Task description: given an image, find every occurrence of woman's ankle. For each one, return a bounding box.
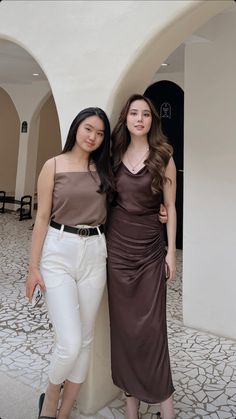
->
[160,398,175,419]
[125,396,139,419]
[41,383,61,416]
[160,395,175,419]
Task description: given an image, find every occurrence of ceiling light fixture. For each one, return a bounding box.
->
[33,73,39,76]
[161,63,169,67]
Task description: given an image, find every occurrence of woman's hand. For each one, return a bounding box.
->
[165,251,176,284]
[158,203,168,224]
[26,267,46,302]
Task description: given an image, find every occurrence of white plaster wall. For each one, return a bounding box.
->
[0,1,230,142]
[36,95,62,184]
[183,12,236,340]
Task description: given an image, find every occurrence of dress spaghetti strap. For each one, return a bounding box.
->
[54,156,57,179]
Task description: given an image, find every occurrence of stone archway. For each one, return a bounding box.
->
[106,0,236,343]
[24,91,62,203]
[0,39,61,203]
[108,0,231,124]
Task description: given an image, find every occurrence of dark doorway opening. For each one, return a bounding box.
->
[144,80,184,249]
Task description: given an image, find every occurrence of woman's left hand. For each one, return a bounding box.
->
[165,251,176,284]
[158,203,168,224]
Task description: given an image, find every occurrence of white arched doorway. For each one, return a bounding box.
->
[0,39,61,208]
[107,1,236,341]
[108,0,232,123]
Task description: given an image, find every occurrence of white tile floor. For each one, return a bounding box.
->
[0,213,236,419]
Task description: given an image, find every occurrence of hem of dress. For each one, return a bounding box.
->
[116,383,175,404]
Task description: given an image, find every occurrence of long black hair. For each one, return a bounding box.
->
[62,107,115,198]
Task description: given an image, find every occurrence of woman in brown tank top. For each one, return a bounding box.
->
[26,108,114,419]
[107,94,176,419]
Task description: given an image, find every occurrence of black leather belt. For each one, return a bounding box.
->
[50,220,104,237]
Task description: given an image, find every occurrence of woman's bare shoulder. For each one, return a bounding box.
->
[43,154,66,170]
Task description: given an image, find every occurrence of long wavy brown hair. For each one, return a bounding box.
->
[111,94,173,193]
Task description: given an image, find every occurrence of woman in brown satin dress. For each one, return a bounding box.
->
[106,94,176,419]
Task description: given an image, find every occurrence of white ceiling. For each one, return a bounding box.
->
[0,39,47,84]
[0,3,235,84]
[158,2,236,75]
[157,43,185,74]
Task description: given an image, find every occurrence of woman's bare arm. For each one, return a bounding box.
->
[163,157,177,282]
[26,158,55,301]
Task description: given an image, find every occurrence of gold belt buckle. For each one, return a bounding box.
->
[77,227,90,237]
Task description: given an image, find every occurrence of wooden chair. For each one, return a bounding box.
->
[19,195,32,221]
[0,191,6,213]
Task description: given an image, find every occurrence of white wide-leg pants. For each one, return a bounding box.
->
[40,226,107,385]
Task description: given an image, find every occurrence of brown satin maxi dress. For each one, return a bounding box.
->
[106,162,174,403]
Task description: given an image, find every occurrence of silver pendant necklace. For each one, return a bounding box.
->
[126,148,149,172]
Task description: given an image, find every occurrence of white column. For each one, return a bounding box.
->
[14,128,30,202]
[1,82,51,205]
[183,11,236,340]
[24,115,40,201]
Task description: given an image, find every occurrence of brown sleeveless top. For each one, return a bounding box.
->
[51,171,107,226]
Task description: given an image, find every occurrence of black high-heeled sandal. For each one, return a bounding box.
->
[38,392,56,419]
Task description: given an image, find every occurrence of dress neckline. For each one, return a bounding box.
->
[121,161,146,175]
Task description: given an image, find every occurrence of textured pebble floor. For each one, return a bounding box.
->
[0,213,236,419]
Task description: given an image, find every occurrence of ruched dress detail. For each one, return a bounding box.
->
[106,162,174,403]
